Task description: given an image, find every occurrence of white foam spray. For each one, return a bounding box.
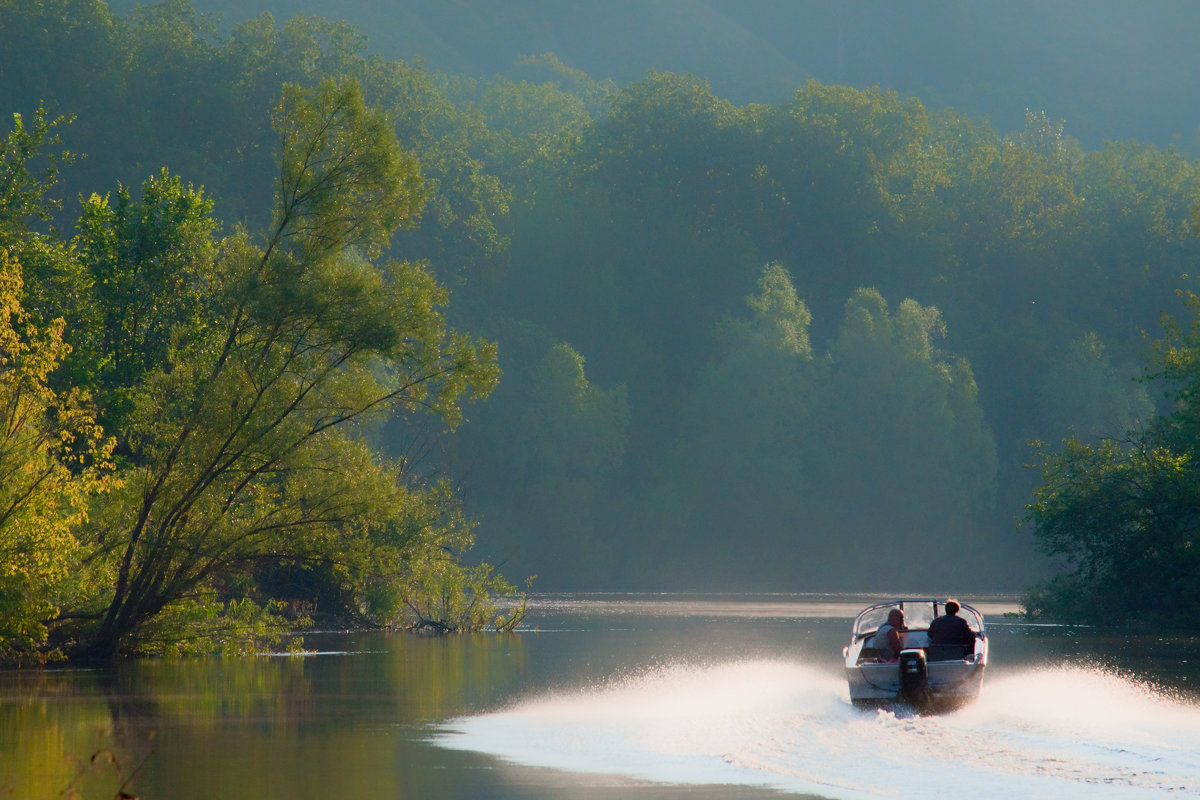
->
[434,659,1200,799]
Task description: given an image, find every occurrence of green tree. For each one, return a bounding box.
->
[464,334,628,588]
[65,79,498,659]
[0,104,78,246]
[462,67,597,189]
[0,1,124,144]
[0,248,113,663]
[0,104,90,335]
[1034,331,1153,443]
[645,263,817,588]
[70,169,217,418]
[808,288,997,575]
[1025,292,1200,626]
[1023,435,1199,626]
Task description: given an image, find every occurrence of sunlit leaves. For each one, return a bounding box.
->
[72,168,217,415]
[744,262,812,357]
[0,248,114,663]
[272,79,426,260]
[0,104,76,241]
[62,80,500,658]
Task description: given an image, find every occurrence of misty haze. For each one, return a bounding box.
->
[2,2,1200,797]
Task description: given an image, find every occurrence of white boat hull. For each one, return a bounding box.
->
[846,658,986,708]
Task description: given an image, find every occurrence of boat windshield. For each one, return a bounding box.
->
[852,600,983,639]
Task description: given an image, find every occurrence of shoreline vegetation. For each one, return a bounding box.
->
[1,1,1199,664]
[0,81,522,665]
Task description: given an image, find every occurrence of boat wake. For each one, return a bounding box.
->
[433,659,1200,799]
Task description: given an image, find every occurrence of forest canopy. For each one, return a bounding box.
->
[1,0,1199,654]
[0,73,513,663]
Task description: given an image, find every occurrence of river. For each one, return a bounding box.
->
[2,594,1198,799]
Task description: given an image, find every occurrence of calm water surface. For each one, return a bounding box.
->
[2,594,1199,799]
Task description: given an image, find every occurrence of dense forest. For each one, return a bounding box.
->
[2,0,1199,661]
[104,0,1200,151]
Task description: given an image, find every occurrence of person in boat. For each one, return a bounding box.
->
[927,599,976,658]
[873,608,906,661]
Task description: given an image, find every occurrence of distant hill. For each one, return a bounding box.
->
[105,0,1200,150]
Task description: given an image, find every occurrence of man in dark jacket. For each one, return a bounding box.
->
[927,599,975,659]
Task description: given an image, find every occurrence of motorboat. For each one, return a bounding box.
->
[843,599,988,711]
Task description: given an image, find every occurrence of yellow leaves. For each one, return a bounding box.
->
[0,247,114,663]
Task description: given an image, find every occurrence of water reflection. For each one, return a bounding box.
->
[0,671,124,798]
[0,632,531,799]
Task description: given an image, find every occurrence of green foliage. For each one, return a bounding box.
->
[272,79,426,259]
[744,262,813,357]
[10,2,1200,599]
[0,106,98,380]
[0,104,77,242]
[507,52,615,116]
[1024,292,1200,627]
[1034,332,1153,443]
[0,1,122,119]
[121,592,296,658]
[524,343,630,477]
[70,168,217,415]
[402,561,527,633]
[0,248,114,664]
[458,330,629,587]
[0,1,513,280]
[0,14,526,659]
[65,77,499,662]
[644,264,817,587]
[1025,435,1200,627]
[809,289,997,557]
[450,61,602,189]
[276,451,484,628]
[652,270,997,588]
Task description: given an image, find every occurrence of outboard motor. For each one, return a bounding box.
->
[898,648,930,708]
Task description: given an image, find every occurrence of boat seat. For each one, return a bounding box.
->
[858,646,882,662]
[927,643,970,661]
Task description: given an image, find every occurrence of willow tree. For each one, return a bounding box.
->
[69,80,499,659]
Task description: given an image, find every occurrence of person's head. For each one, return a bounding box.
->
[945,599,960,616]
[887,608,904,627]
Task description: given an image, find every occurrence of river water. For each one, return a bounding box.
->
[2,594,1199,799]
